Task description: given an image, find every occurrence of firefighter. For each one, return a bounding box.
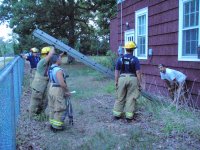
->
[29,46,55,118]
[113,41,142,122]
[48,54,71,131]
[158,64,187,100]
[21,47,40,85]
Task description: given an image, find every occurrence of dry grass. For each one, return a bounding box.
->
[17,60,200,150]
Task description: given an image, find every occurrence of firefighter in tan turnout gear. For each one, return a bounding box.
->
[48,54,71,131]
[113,41,142,122]
[29,46,55,118]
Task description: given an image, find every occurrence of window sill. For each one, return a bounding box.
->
[178,57,200,62]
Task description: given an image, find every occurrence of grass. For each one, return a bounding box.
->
[79,130,118,150]
[89,55,116,70]
[137,96,200,140]
[19,56,200,149]
[63,62,115,100]
[62,58,200,149]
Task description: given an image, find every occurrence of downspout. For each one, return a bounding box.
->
[120,1,122,46]
[118,0,123,55]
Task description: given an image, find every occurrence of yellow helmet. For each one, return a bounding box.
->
[124,41,137,49]
[30,47,39,53]
[41,46,51,54]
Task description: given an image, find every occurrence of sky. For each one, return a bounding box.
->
[0,0,12,41]
[0,23,12,41]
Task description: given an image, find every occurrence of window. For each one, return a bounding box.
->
[125,29,135,43]
[135,7,148,59]
[178,0,200,61]
[124,29,135,54]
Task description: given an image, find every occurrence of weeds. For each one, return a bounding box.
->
[103,80,115,94]
[33,113,48,122]
[123,126,159,150]
[79,129,119,150]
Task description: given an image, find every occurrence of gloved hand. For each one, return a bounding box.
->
[65,92,71,97]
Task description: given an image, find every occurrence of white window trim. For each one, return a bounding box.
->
[135,7,148,60]
[178,0,200,62]
[124,29,135,54]
[124,29,135,43]
[117,0,125,4]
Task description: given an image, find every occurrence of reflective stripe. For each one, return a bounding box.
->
[125,112,134,119]
[49,119,64,126]
[113,110,122,117]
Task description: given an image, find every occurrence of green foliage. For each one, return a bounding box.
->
[0,38,14,56]
[0,0,117,55]
[33,112,48,122]
[90,53,117,71]
[104,81,115,94]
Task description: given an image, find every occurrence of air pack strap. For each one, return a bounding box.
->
[121,56,136,74]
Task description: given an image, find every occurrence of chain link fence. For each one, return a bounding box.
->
[0,56,24,150]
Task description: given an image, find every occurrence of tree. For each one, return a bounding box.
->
[0,0,116,55]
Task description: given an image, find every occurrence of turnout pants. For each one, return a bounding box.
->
[113,74,139,119]
[30,68,36,87]
[29,73,49,117]
[48,85,68,129]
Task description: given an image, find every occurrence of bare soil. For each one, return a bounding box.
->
[16,62,200,150]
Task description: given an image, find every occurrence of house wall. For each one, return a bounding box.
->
[110,0,200,106]
[110,17,118,53]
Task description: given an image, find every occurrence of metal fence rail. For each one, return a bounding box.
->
[0,56,24,150]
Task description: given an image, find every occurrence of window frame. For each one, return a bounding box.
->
[124,29,135,54]
[178,0,200,61]
[117,0,125,4]
[135,7,148,60]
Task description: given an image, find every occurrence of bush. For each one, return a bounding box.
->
[90,50,117,71]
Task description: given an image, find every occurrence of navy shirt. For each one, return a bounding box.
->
[115,54,140,74]
[27,55,40,69]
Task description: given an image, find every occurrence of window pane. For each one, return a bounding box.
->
[190,13,195,26]
[184,2,190,15]
[139,17,142,25]
[137,36,145,56]
[142,37,146,54]
[191,41,197,54]
[138,15,146,35]
[184,14,189,27]
[143,15,146,26]
[137,37,141,55]
[182,29,198,56]
[191,0,196,13]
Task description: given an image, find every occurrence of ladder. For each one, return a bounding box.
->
[33,29,155,102]
[33,29,114,79]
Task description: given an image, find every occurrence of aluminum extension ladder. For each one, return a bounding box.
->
[33,29,114,79]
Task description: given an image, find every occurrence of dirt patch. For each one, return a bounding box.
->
[16,62,200,150]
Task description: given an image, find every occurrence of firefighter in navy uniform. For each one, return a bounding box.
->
[113,41,142,122]
[20,47,40,86]
[48,54,71,131]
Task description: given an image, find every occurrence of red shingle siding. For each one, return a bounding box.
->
[110,17,118,53]
[110,0,200,105]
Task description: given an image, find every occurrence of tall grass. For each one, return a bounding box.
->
[137,96,200,140]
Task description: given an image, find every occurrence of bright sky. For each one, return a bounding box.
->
[0,23,12,41]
